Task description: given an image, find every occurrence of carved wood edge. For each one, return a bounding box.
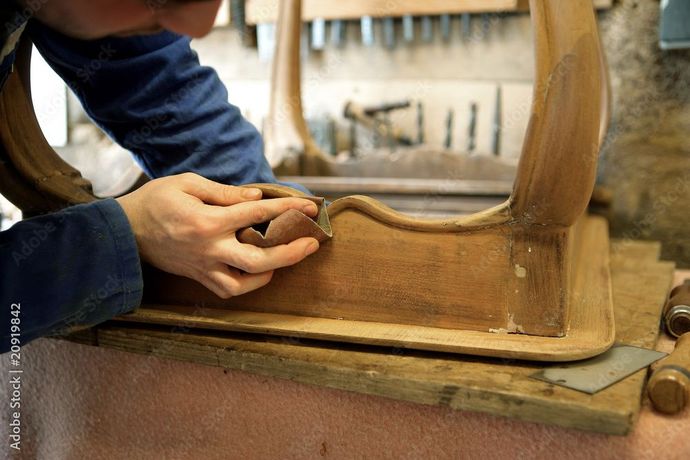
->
[0,38,97,214]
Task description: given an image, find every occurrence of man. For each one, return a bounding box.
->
[0,0,321,353]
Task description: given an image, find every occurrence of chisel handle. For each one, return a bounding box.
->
[664,280,690,338]
[648,333,690,414]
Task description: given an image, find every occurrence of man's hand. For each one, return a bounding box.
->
[116,173,320,298]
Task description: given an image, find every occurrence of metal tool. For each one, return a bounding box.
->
[481,13,491,38]
[344,101,414,150]
[361,16,375,46]
[349,118,358,157]
[416,102,425,144]
[231,0,256,47]
[467,102,478,152]
[383,17,396,49]
[444,108,454,149]
[330,20,346,47]
[461,13,472,41]
[492,86,502,156]
[664,279,690,338]
[402,15,415,42]
[311,18,326,50]
[531,345,667,394]
[440,14,452,42]
[647,332,690,414]
[257,23,276,62]
[421,16,433,42]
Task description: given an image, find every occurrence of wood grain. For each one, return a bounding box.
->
[126,214,614,361]
[70,241,674,435]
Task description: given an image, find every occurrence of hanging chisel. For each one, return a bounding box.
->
[311,18,326,50]
[361,16,375,46]
[467,102,478,152]
[444,108,455,149]
[421,16,433,43]
[330,20,346,47]
[383,17,396,49]
[257,23,276,62]
[417,102,425,144]
[440,14,452,42]
[481,13,491,39]
[461,13,472,41]
[492,86,502,156]
[402,15,415,43]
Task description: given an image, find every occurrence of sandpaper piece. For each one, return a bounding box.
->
[236,196,332,248]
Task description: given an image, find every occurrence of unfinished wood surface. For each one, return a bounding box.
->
[74,241,674,435]
[127,213,614,361]
[246,0,613,24]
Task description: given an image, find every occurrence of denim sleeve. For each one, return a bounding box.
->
[1,200,143,352]
[27,21,308,193]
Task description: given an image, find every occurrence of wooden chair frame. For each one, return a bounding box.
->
[0,0,614,361]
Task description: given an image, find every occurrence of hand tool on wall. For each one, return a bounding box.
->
[383,17,396,49]
[311,18,326,50]
[481,13,492,39]
[492,86,502,156]
[361,16,375,46]
[349,118,357,158]
[416,102,425,145]
[461,13,472,41]
[440,14,452,42]
[402,15,414,43]
[231,0,256,47]
[444,108,454,149]
[330,20,346,47]
[257,23,276,62]
[647,332,690,414]
[467,102,478,153]
[343,101,413,150]
[664,280,690,338]
[421,16,433,43]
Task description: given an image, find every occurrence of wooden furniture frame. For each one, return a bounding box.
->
[0,0,614,361]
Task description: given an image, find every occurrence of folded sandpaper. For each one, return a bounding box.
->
[236,196,332,248]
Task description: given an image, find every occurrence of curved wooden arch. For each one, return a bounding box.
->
[0,38,97,216]
[264,0,609,228]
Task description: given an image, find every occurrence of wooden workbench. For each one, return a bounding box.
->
[66,240,675,436]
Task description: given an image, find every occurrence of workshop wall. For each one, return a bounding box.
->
[191,0,690,267]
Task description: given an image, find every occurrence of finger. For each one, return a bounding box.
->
[202,264,274,298]
[177,173,263,206]
[226,198,319,229]
[218,237,320,274]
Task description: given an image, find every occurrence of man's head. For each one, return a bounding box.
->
[20,0,222,40]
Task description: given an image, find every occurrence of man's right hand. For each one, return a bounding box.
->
[116,173,320,298]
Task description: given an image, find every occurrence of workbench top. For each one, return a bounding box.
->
[1,247,687,459]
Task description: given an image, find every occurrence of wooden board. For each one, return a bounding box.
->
[67,240,674,435]
[121,215,615,361]
[246,0,613,24]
